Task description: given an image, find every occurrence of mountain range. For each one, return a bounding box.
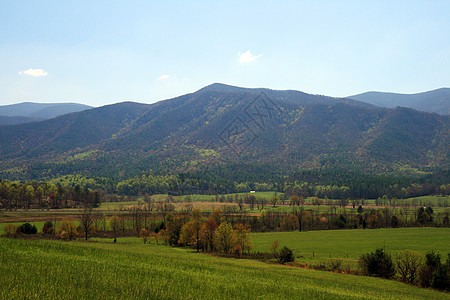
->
[0,102,92,125]
[0,83,448,181]
[349,88,449,115]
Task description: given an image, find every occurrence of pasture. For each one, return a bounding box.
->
[252,228,450,268]
[1,237,447,299]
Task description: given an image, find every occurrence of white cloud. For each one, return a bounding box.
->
[239,50,262,63]
[158,74,170,79]
[18,68,48,77]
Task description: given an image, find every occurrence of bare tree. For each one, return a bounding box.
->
[130,206,144,234]
[79,206,97,240]
[396,250,423,284]
[109,215,121,238]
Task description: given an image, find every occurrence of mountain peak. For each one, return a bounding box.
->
[198,83,258,94]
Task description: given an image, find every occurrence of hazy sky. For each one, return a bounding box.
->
[1,1,449,107]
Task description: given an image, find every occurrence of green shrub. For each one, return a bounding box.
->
[42,221,54,234]
[359,248,395,279]
[327,259,343,271]
[277,246,295,264]
[391,215,399,228]
[314,259,343,272]
[335,215,347,228]
[431,263,449,290]
[418,252,450,291]
[16,223,37,235]
[419,251,441,288]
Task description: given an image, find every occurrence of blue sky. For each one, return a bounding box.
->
[1,1,449,107]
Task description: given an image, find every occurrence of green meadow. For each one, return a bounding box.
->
[1,237,447,299]
[0,221,47,233]
[252,228,450,267]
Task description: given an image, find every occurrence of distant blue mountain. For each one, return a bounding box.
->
[0,102,93,123]
[349,88,449,115]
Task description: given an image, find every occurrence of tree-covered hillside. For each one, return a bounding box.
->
[0,84,448,181]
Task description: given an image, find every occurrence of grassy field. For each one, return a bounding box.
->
[404,195,448,206]
[252,228,450,268]
[177,191,281,201]
[0,221,47,233]
[1,238,447,299]
[98,201,140,210]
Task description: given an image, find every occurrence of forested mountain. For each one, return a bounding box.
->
[0,115,43,125]
[0,102,148,160]
[0,83,448,181]
[349,88,450,115]
[0,102,93,123]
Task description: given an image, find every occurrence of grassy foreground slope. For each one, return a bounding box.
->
[252,228,450,267]
[0,238,447,299]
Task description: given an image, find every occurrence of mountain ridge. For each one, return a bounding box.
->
[0,115,44,125]
[349,88,450,115]
[0,102,93,123]
[0,84,448,180]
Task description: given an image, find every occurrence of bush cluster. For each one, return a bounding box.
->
[359,249,449,291]
[314,259,344,272]
[270,241,295,264]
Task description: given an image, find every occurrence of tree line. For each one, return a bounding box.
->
[113,170,449,199]
[3,166,447,202]
[0,179,100,210]
[7,203,446,241]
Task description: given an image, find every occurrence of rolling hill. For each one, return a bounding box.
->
[0,83,448,180]
[0,102,93,124]
[349,88,450,115]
